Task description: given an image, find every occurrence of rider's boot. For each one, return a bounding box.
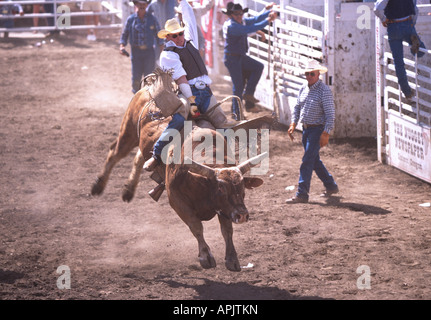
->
[143,154,161,172]
[206,105,240,129]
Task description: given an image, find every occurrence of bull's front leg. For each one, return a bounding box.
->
[217,215,241,272]
[122,149,145,202]
[187,218,216,269]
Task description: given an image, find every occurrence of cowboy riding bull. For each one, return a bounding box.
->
[90,67,271,271]
[91,0,272,270]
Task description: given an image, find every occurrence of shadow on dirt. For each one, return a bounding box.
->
[0,269,25,284]
[312,196,391,215]
[159,277,331,300]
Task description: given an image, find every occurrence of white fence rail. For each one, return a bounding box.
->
[0,0,124,33]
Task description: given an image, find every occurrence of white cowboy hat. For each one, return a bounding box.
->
[158,18,185,39]
[304,59,328,74]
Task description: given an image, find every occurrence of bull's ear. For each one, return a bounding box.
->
[244,177,264,189]
[184,157,216,179]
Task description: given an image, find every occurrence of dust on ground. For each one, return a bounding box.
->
[1,29,431,301]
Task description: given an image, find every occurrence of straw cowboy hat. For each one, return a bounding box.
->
[221,2,249,15]
[303,59,328,74]
[158,18,185,39]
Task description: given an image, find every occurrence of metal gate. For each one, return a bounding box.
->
[376,4,431,183]
[252,0,326,127]
[0,0,126,34]
[211,0,327,127]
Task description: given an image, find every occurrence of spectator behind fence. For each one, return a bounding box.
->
[374,0,426,100]
[222,2,277,120]
[0,0,24,38]
[32,3,47,33]
[81,1,102,41]
[120,0,164,94]
[44,0,60,37]
[148,0,177,62]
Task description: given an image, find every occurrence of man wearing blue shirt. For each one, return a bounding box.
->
[374,0,426,100]
[222,2,277,119]
[120,0,165,93]
[286,60,338,204]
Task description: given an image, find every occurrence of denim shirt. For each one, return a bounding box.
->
[223,10,270,56]
[120,12,164,48]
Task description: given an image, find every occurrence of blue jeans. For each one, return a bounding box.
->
[224,54,264,119]
[131,46,155,94]
[0,19,13,29]
[296,126,337,200]
[387,20,425,96]
[153,86,213,157]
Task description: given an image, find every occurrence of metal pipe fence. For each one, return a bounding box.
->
[0,0,124,33]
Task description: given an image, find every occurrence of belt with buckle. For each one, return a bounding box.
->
[192,81,208,90]
[134,45,148,50]
[303,123,323,129]
[387,16,412,24]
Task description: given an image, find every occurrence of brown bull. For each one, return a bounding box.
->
[165,126,266,271]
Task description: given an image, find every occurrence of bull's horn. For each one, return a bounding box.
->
[237,152,268,174]
[184,157,216,178]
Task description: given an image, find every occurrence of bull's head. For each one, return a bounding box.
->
[185,153,266,224]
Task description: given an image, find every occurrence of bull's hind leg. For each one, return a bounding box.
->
[218,215,241,271]
[91,139,119,196]
[91,135,138,198]
[122,149,145,202]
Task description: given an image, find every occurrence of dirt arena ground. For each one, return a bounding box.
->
[1,28,431,304]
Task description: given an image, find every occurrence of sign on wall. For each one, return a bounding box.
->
[388,112,431,184]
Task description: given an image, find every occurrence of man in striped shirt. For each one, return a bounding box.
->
[286,59,338,204]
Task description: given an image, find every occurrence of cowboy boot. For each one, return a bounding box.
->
[205,105,239,128]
